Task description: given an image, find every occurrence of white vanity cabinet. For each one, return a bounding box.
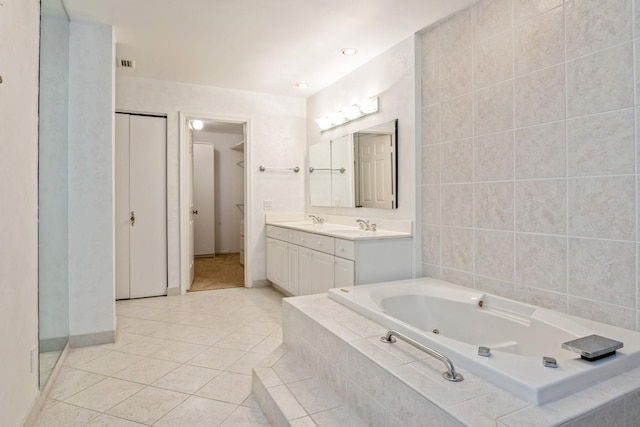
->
[266,224,412,296]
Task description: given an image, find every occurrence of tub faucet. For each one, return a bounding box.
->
[356,219,377,231]
[308,214,324,224]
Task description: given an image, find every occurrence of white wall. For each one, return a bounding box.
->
[193,130,244,254]
[68,21,116,343]
[307,35,418,223]
[0,1,41,425]
[116,76,306,286]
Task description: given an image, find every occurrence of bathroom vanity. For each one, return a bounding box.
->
[265,215,413,296]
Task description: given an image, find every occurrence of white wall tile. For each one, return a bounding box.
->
[440,9,472,53]
[568,238,636,308]
[442,268,475,287]
[441,226,474,272]
[472,0,513,42]
[474,31,513,89]
[515,285,567,312]
[422,104,441,145]
[475,131,514,182]
[422,185,441,225]
[568,176,636,240]
[474,80,514,136]
[515,64,566,127]
[440,49,472,100]
[475,230,515,281]
[475,182,514,230]
[420,26,440,65]
[441,139,473,184]
[515,179,566,235]
[475,276,515,298]
[565,0,632,59]
[514,6,564,76]
[422,225,441,265]
[513,0,563,21]
[421,144,440,185]
[568,296,637,330]
[441,184,474,227]
[515,121,566,179]
[566,43,634,118]
[441,94,473,142]
[515,233,567,292]
[422,60,440,105]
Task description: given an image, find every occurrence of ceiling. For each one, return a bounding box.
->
[61,0,477,98]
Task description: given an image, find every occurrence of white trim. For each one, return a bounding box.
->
[178,112,252,294]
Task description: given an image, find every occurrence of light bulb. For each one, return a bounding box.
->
[191,120,203,130]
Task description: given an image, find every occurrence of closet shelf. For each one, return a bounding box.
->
[231,141,245,152]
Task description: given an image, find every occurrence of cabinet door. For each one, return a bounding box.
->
[335,257,355,288]
[266,237,287,287]
[298,248,313,295]
[287,243,299,295]
[311,250,335,294]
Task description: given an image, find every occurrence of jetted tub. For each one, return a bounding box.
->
[328,277,640,405]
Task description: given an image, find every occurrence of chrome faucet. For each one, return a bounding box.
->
[308,214,324,224]
[356,219,377,231]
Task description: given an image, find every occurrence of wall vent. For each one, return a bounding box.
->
[117,58,136,69]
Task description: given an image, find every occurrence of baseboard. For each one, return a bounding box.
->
[23,342,70,426]
[251,279,270,288]
[167,286,181,296]
[39,336,68,352]
[69,330,114,348]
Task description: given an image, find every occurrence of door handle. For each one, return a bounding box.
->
[130,211,135,226]
[192,210,198,215]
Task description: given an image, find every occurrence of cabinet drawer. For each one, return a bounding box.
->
[286,229,299,244]
[298,231,334,255]
[334,238,355,260]
[266,225,287,241]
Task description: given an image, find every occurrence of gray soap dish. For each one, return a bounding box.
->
[562,334,623,361]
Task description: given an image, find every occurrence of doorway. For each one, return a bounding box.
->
[185,117,246,292]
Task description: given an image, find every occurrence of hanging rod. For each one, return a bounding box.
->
[309,166,346,174]
[259,165,300,173]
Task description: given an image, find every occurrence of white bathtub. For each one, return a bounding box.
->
[328,277,640,405]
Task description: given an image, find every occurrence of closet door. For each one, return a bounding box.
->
[115,113,167,299]
[129,115,167,298]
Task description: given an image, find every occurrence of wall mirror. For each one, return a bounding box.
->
[309,119,397,209]
[38,0,70,388]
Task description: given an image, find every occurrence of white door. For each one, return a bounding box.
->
[188,135,195,286]
[115,113,167,299]
[193,143,215,256]
[358,133,394,209]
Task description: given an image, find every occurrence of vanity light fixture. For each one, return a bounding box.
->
[191,119,204,130]
[314,96,379,131]
[341,48,358,56]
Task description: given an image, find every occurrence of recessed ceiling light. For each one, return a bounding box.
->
[191,120,203,130]
[341,48,358,56]
[296,82,308,89]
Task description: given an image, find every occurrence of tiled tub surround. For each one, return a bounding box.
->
[327,278,640,405]
[420,0,640,331]
[266,293,640,427]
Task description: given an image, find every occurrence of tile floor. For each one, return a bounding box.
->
[34,286,285,426]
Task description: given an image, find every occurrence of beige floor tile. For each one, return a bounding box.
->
[76,351,144,376]
[214,332,265,351]
[112,357,180,385]
[236,320,282,336]
[311,405,368,427]
[287,377,343,415]
[251,337,283,355]
[196,371,252,404]
[63,346,112,368]
[116,304,166,319]
[153,364,221,394]
[219,405,271,426]
[98,331,145,351]
[149,323,206,340]
[84,414,147,426]
[226,351,270,375]
[154,396,237,427]
[116,316,168,336]
[180,328,230,346]
[106,386,189,424]
[188,346,246,370]
[115,336,174,356]
[48,367,106,401]
[64,377,144,412]
[32,401,100,427]
[150,341,208,363]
